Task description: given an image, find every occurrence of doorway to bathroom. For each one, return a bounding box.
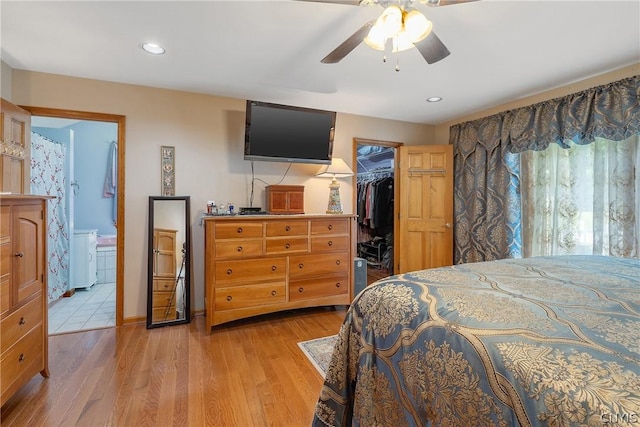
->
[25,107,125,335]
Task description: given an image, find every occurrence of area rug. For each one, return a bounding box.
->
[298,335,338,377]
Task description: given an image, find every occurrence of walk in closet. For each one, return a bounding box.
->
[355,142,396,280]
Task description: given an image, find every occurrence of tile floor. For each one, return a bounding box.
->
[48,281,116,335]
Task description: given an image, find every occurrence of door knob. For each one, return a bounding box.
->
[445,223,451,228]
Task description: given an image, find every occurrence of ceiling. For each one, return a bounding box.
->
[1,0,639,125]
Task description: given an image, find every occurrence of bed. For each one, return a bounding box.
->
[312,255,640,426]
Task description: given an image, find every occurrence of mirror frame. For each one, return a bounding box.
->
[147,196,192,328]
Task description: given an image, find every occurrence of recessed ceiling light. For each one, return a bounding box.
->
[426,96,442,103]
[141,43,165,55]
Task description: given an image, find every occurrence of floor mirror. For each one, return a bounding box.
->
[147,196,191,328]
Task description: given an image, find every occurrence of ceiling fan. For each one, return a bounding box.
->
[314,0,479,65]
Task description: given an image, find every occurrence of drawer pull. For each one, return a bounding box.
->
[226,268,233,275]
[336,260,341,265]
[298,263,304,269]
[285,225,291,232]
[328,224,333,230]
[285,243,291,249]
[237,227,243,233]
[237,246,243,252]
[19,317,26,326]
[336,282,341,288]
[298,287,304,293]
[271,290,277,296]
[328,240,333,246]
[18,353,25,363]
[226,295,232,302]
[271,265,277,271]
[15,252,24,258]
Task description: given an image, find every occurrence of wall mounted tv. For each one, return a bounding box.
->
[244,100,336,165]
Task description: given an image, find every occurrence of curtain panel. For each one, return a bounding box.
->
[30,132,70,302]
[451,75,640,264]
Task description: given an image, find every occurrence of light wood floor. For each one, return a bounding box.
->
[1,306,347,427]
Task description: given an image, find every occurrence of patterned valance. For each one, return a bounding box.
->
[452,75,640,154]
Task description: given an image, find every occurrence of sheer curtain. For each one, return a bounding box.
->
[521,135,639,258]
[451,76,639,263]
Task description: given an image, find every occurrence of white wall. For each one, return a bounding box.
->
[1,61,12,99]
[10,69,434,321]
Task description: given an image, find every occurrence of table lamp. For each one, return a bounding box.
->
[315,157,354,214]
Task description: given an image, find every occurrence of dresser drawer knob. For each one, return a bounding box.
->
[328,240,333,246]
[335,260,341,265]
[298,287,304,293]
[327,224,333,230]
[163,283,170,289]
[298,263,304,269]
[336,282,341,288]
[285,225,291,232]
[285,243,291,249]
[271,265,277,271]
[237,246,243,252]
[271,290,277,296]
[226,268,233,275]
[237,227,243,233]
[19,317,26,326]
[18,353,25,363]
[226,295,232,302]
[15,252,24,258]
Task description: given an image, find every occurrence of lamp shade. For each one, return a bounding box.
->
[316,157,354,178]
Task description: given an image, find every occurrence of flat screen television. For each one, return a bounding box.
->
[244,100,335,164]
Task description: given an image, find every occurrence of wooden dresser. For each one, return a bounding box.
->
[151,228,178,322]
[0,195,49,406]
[204,214,356,329]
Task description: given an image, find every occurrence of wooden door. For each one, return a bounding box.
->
[396,144,453,273]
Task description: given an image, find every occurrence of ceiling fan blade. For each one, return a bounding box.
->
[414,31,450,64]
[421,0,480,6]
[321,19,375,64]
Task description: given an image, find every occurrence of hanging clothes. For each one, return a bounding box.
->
[30,131,69,302]
[103,141,117,225]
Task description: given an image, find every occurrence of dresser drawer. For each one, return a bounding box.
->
[310,218,349,235]
[153,278,176,292]
[290,274,349,301]
[215,257,286,286]
[265,220,308,237]
[152,290,177,309]
[215,222,263,239]
[1,294,42,354]
[310,235,349,253]
[265,237,309,255]
[289,252,349,278]
[1,325,43,398]
[215,282,286,310]
[152,307,177,323]
[215,240,263,259]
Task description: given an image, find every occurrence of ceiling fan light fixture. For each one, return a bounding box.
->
[393,31,415,53]
[376,5,403,39]
[404,10,433,43]
[364,24,387,51]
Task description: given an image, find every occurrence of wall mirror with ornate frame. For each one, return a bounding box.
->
[147,196,191,328]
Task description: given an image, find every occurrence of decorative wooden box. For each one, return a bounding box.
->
[265,185,304,214]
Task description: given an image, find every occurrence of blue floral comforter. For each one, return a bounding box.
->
[312,256,640,426]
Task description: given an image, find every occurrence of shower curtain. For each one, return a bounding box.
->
[30,132,69,302]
